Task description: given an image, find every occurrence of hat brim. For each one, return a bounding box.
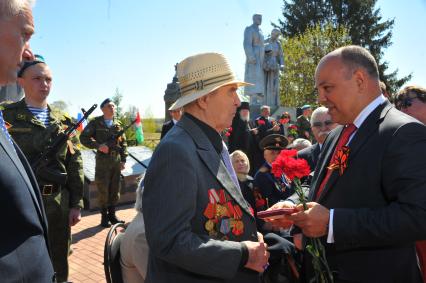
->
[169,80,253,111]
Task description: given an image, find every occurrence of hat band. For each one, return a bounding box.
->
[180,73,234,96]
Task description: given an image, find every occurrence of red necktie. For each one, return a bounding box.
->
[315,124,357,200]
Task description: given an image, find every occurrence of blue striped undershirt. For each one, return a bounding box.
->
[27,105,50,127]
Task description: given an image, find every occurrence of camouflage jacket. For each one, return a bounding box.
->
[2,99,84,208]
[79,115,128,162]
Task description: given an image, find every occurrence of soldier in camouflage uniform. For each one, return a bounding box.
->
[79,98,128,227]
[3,60,84,283]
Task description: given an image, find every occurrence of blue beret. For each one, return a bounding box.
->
[100,98,112,108]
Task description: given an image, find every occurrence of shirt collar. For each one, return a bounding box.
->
[184,113,223,154]
[353,94,386,129]
[172,119,178,124]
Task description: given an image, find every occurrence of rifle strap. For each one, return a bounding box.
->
[67,140,75,155]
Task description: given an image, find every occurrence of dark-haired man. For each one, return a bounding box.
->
[3,59,84,283]
[269,45,426,282]
[80,98,128,227]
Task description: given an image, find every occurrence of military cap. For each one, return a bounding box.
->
[100,98,113,108]
[259,134,288,150]
[301,104,311,110]
[240,102,250,110]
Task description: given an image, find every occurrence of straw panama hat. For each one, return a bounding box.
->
[169,52,253,110]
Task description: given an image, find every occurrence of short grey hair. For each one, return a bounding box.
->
[338,45,379,79]
[290,138,312,150]
[260,105,270,111]
[0,0,34,19]
[310,106,329,125]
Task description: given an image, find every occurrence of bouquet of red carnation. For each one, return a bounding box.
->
[287,124,298,137]
[257,119,266,126]
[272,149,334,283]
[223,126,232,137]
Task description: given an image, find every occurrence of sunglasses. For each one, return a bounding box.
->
[312,120,334,128]
[395,97,414,110]
[395,92,426,110]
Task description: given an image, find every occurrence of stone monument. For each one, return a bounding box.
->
[163,64,181,122]
[263,28,284,107]
[243,14,264,106]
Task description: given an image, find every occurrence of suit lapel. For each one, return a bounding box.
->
[313,101,392,202]
[0,132,44,221]
[178,116,253,217]
[309,126,343,201]
[346,102,391,163]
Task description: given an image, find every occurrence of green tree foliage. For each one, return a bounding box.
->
[112,87,123,118]
[280,23,351,106]
[143,107,157,133]
[50,100,70,117]
[275,0,411,94]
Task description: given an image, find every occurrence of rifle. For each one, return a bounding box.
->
[32,104,97,185]
[128,152,148,169]
[103,118,137,153]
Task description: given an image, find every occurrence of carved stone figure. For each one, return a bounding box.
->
[263,28,284,107]
[243,14,264,105]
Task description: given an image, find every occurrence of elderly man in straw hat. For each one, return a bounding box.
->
[143,53,269,283]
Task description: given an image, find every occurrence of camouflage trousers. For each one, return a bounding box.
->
[42,188,71,283]
[95,154,121,208]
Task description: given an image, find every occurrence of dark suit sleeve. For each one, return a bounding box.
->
[143,141,244,279]
[160,123,167,139]
[333,123,426,250]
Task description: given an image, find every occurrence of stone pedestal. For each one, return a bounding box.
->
[163,65,181,121]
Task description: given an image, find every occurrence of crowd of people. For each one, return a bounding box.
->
[1,1,426,283]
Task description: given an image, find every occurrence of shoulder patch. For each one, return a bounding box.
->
[259,166,269,173]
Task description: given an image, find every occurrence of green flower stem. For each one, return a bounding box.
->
[293,177,334,283]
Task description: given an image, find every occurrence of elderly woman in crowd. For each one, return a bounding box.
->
[120,180,149,283]
[230,150,256,211]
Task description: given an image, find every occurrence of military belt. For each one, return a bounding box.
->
[41,184,61,196]
[97,150,119,158]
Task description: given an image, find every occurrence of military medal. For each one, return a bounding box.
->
[220,218,231,234]
[203,203,216,219]
[205,219,215,232]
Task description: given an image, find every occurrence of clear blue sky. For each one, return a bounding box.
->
[30,0,426,118]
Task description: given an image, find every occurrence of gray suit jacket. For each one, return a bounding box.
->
[143,115,260,283]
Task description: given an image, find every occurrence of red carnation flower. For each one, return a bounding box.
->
[257,120,266,125]
[271,149,310,181]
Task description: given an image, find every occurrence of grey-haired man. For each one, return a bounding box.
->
[143,53,269,283]
[0,0,55,282]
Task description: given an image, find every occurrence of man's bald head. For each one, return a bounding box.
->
[315,45,382,124]
[317,45,379,80]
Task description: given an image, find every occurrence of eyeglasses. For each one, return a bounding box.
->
[312,120,334,128]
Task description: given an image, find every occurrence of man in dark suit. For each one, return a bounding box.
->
[296,105,313,141]
[0,1,55,282]
[143,52,269,283]
[297,106,337,172]
[268,45,426,282]
[160,107,182,139]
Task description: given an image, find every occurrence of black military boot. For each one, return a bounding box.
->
[100,208,111,228]
[107,206,125,224]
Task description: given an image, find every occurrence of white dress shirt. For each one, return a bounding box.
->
[327,94,386,243]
